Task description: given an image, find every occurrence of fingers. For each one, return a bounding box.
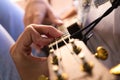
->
[46,2,63,26]
[10,24,63,63]
[11,24,63,55]
[32,24,63,37]
[32,3,47,24]
[24,1,47,26]
[24,0,63,27]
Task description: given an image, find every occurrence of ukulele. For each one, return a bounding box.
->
[46,34,116,80]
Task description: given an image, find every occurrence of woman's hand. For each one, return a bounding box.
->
[24,0,63,26]
[10,24,63,80]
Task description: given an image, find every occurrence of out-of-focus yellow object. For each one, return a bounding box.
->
[79,54,94,73]
[61,73,68,80]
[110,64,120,75]
[70,39,81,55]
[38,75,48,80]
[95,46,108,60]
[53,65,59,72]
[57,72,68,80]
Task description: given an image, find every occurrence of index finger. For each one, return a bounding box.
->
[32,24,63,38]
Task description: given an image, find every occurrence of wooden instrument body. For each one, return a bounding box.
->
[48,39,116,80]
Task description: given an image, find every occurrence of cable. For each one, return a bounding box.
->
[70,0,120,43]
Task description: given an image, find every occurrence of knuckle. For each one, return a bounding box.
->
[25,24,34,32]
[48,25,55,30]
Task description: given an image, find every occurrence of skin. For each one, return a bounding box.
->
[24,0,63,26]
[10,24,63,80]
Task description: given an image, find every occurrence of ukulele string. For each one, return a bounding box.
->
[55,39,65,71]
[61,37,81,65]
